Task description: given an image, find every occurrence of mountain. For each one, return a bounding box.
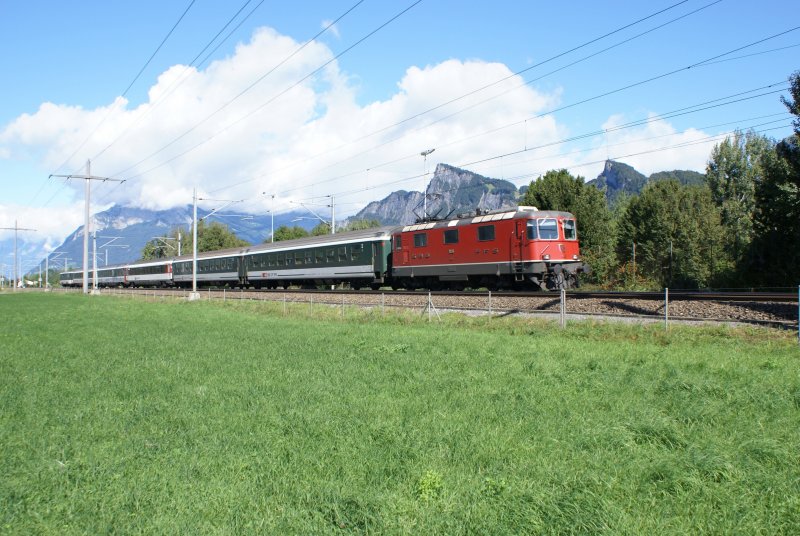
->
[351,163,520,225]
[586,160,648,204]
[588,160,706,202]
[28,205,312,273]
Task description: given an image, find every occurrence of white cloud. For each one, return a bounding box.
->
[321,19,340,39]
[1,23,714,257]
[584,113,712,176]
[0,202,86,252]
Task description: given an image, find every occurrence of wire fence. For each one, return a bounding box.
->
[41,285,800,343]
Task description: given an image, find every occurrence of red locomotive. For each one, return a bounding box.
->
[391,206,588,290]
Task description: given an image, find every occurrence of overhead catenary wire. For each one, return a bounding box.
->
[36,5,792,232]
[264,76,790,199]
[216,10,799,209]
[209,0,720,196]
[49,0,198,178]
[115,0,419,181]
[91,0,265,164]
[322,122,792,205]
[238,109,791,220]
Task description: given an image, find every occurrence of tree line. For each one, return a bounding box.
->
[521,71,800,290]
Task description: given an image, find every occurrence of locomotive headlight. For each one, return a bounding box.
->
[573,254,578,260]
[542,254,550,260]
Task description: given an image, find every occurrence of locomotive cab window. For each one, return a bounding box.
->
[526,220,538,240]
[477,224,495,242]
[538,218,559,240]
[443,229,459,244]
[563,219,577,240]
[414,233,427,247]
[394,236,402,250]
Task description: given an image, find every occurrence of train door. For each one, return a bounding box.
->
[512,219,525,261]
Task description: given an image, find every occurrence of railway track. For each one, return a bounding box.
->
[68,286,799,327]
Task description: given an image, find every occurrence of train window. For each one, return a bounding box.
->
[295,252,304,265]
[527,220,538,240]
[277,253,285,266]
[327,249,335,261]
[443,229,459,244]
[395,235,402,250]
[414,233,427,247]
[351,244,363,260]
[477,225,495,241]
[316,250,324,263]
[563,219,577,240]
[338,247,347,261]
[268,255,275,267]
[538,218,559,240]
[305,250,314,264]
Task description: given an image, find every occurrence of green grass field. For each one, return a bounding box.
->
[1,293,798,534]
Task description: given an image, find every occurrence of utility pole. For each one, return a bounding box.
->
[330,194,335,235]
[420,148,435,221]
[192,187,199,299]
[263,193,275,242]
[50,160,124,294]
[190,192,242,300]
[0,221,37,292]
[92,230,98,293]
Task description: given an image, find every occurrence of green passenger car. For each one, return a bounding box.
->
[243,227,394,289]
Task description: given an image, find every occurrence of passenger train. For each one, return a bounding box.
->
[60,207,588,291]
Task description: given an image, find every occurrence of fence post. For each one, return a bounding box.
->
[560,288,566,329]
[428,291,432,322]
[341,294,345,319]
[223,288,226,302]
[488,290,492,320]
[310,294,314,317]
[381,292,385,316]
[283,293,287,316]
[665,287,669,330]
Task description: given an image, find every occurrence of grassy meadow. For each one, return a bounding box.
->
[1,292,799,534]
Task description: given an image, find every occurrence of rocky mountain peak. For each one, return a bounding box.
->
[352,163,520,225]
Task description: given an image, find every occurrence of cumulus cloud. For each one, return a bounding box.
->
[0,202,87,253]
[0,22,711,257]
[578,113,712,177]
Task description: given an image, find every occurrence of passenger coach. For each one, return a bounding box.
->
[242,227,394,289]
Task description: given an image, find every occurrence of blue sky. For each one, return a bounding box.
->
[0,0,797,258]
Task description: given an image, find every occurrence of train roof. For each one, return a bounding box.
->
[169,226,397,262]
[398,206,576,233]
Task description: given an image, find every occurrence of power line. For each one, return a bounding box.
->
[323,121,791,206]
[221,1,787,202]
[49,0,198,177]
[91,0,264,164]
[268,80,789,197]
[114,0,406,180]
[206,0,711,195]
